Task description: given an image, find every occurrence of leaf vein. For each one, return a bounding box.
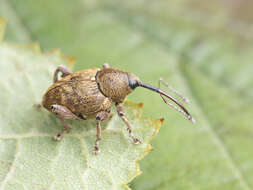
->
[178,63,251,190]
[101,7,252,189]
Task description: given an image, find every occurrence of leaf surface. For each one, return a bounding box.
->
[0,20,162,190]
[0,0,253,189]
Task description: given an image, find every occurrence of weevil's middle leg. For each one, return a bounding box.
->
[53,65,72,82]
[51,104,80,140]
[94,119,102,154]
[93,111,111,155]
[116,103,142,144]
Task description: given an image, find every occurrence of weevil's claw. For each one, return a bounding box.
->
[133,137,142,144]
[93,146,100,155]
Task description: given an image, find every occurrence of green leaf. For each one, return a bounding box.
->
[1,0,253,189]
[185,39,253,100]
[0,18,5,42]
[0,20,163,190]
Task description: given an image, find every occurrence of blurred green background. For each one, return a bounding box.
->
[1,0,253,189]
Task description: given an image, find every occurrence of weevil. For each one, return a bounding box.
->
[41,63,195,154]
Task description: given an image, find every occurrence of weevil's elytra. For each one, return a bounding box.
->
[41,64,194,154]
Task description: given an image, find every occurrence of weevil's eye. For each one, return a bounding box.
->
[129,79,138,90]
[127,73,140,90]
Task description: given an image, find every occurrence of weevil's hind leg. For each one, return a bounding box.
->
[93,111,111,155]
[116,103,142,144]
[53,65,72,82]
[50,104,80,140]
[102,63,110,69]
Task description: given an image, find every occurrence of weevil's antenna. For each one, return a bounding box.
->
[159,78,190,104]
[139,82,195,123]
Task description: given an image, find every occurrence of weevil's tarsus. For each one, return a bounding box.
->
[139,82,195,123]
[159,78,190,104]
[53,65,72,82]
[116,102,142,144]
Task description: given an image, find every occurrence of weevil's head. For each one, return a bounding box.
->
[96,67,195,123]
[96,68,141,103]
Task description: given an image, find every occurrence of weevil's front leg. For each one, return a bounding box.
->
[93,111,111,154]
[116,103,142,144]
[51,104,79,140]
[53,65,72,82]
[51,105,80,120]
[54,117,73,141]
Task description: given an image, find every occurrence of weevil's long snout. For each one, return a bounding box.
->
[138,82,195,123]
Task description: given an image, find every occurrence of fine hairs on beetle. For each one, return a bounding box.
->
[39,63,195,154]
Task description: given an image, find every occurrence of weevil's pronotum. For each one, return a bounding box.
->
[40,63,195,154]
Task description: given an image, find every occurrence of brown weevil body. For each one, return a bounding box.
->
[41,63,195,154]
